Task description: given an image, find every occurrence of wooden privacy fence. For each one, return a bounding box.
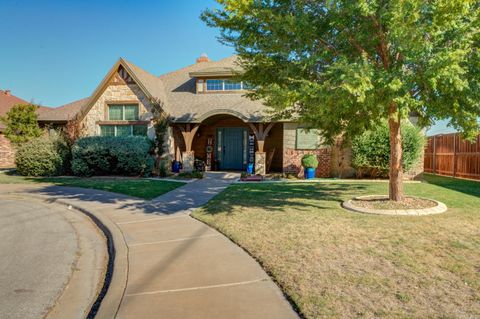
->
[424,133,480,180]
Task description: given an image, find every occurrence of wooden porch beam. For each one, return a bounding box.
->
[247,122,275,153]
[178,123,200,153]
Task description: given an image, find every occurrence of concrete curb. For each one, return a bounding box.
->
[341,195,448,216]
[52,199,129,319]
[9,192,129,319]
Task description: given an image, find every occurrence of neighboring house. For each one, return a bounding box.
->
[69,54,340,176]
[0,89,86,168]
[0,90,29,167]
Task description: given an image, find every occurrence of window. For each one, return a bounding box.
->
[205,79,251,91]
[296,128,320,150]
[108,104,139,121]
[100,125,115,136]
[100,125,148,137]
[206,79,223,91]
[224,80,242,90]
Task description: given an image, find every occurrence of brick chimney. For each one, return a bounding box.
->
[196,53,211,63]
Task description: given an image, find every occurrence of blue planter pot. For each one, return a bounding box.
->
[246,163,254,174]
[172,161,181,173]
[304,167,316,179]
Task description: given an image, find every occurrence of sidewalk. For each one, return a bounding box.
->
[1,172,298,318]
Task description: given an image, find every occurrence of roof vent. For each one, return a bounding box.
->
[196,53,211,63]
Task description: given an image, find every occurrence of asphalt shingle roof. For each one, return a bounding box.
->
[40,55,268,123]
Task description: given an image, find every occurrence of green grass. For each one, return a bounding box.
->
[193,174,480,318]
[0,171,185,200]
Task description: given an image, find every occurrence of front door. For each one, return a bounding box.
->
[216,127,246,170]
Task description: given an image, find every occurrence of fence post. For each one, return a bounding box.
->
[432,135,436,174]
[453,133,457,177]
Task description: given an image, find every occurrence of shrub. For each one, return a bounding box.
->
[301,154,319,168]
[351,121,424,177]
[72,136,154,177]
[16,134,70,176]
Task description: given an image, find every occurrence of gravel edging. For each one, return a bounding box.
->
[342,195,448,216]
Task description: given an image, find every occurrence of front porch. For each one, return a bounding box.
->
[171,114,284,174]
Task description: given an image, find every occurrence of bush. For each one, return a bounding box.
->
[71,136,154,177]
[16,134,70,176]
[301,154,319,168]
[351,121,424,177]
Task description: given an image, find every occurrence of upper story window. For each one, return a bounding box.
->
[108,104,139,121]
[205,79,250,92]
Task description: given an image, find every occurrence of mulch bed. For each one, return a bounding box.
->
[351,197,437,210]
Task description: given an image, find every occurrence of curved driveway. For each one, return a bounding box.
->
[0,196,78,319]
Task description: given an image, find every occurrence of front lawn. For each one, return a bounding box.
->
[0,171,185,200]
[192,174,480,318]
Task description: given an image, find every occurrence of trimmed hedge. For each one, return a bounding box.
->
[351,121,424,177]
[16,134,70,176]
[71,136,154,177]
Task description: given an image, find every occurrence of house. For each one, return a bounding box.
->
[67,54,340,177]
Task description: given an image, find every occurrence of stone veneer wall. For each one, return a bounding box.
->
[0,133,15,168]
[82,83,155,138]
[282,123,331,177]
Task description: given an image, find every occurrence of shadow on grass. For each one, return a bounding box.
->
[200,182,368,215]
[422,174,480,198]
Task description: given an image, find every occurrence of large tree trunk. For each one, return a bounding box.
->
[388,109,405,202]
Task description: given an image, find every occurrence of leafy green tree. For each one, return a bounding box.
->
[202,0,480,201]
[0,104,42,144]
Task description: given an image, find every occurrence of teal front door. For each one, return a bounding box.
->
[216,127,246,170]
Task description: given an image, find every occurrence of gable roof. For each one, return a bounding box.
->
[70,55,268,124]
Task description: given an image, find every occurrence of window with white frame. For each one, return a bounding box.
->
[205,79,251,91]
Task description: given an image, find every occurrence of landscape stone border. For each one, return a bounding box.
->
[342,195,448,216]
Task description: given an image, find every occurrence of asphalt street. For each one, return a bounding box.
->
[0,196,78,319]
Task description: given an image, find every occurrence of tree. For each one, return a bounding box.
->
[0,104,42,144]
[202,0,480,201]
[150,98,171,176]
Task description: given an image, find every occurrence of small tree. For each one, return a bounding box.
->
[202,0,480,201]
[150,98,171,176]
[64,117,86,145]
[0,104,42,144]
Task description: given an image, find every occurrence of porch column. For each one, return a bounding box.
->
[248,123,275,175]
[178,123,200,172]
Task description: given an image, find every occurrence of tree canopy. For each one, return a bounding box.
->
[203,0,480,142]
[0,104,42,144]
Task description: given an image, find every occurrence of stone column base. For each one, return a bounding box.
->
[255,152,266,175]
[182,151,195,172]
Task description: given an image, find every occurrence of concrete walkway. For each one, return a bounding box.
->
[0,172,298,318]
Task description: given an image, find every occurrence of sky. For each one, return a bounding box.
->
[0,0,233,106]
[0,0,462,135]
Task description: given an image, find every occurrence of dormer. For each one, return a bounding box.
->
[189,54,248,94]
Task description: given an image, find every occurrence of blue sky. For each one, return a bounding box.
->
[0,0,233,106]
[0,0,462,135]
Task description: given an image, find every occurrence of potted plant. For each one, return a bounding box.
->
[301,154,318,179]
